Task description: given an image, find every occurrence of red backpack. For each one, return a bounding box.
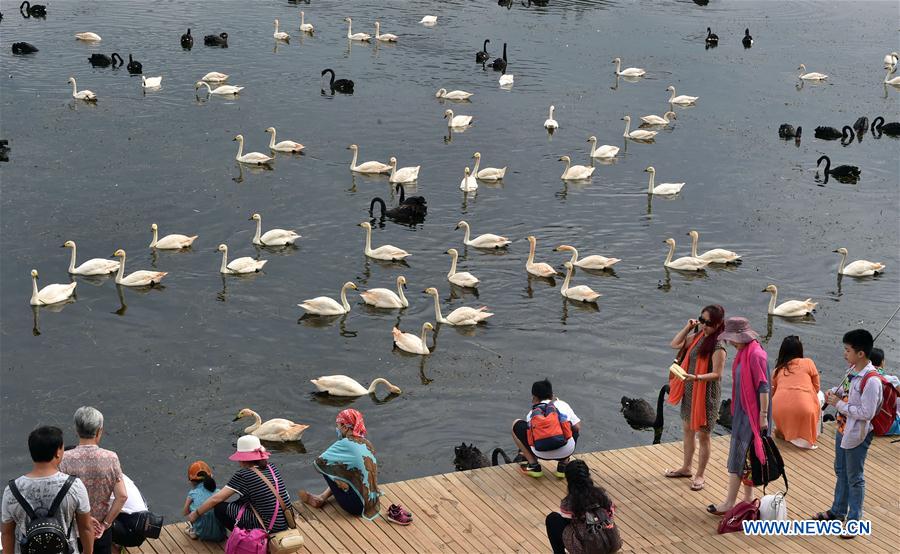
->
[860,372,898,436]
[527,402,573,452]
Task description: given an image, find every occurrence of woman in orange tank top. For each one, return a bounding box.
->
[772,335,821,449]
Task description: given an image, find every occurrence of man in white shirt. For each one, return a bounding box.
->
[511,379,582,479]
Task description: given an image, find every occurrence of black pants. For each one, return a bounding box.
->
[214,501,236,531]
[111,512,145,547]
[79,527,112,554]
[513,420,579,460]
[545,512,570,554]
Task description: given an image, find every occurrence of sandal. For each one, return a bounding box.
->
[387,504,412,526]
[664,469,692,479]
[298,489,325,509]
[706,504,726,516]
[690,478,705,491]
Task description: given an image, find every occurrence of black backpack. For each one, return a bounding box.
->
[748,435,789,495]
[7,475,76,554]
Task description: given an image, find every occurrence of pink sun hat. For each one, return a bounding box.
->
[229,435,270,462]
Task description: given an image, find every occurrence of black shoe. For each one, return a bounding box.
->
[554,461,568,478]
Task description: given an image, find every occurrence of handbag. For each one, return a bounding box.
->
[132,510,164,539]
[717,499,760,534]
[746,435,789,495]
[759,493,787,520]
[224,505,270,554]
[249,467,304,554]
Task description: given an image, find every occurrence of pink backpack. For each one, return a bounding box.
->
[224,503,274,554]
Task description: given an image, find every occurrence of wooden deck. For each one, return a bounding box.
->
[127,424,897,553]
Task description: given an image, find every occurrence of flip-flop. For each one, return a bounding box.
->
[665,469,693,479]
[706,504,726,516]
[690,479,705,491]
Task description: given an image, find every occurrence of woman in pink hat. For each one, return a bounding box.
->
[185,435,293,534]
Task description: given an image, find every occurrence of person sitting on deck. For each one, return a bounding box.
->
[181,461,225,541]
[511,379,582,478]
[545,459,621,554]
[299,409,412,526]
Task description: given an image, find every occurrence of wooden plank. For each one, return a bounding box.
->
[415,475,511,551]
[376,487,445,554]
[390,479,473,552]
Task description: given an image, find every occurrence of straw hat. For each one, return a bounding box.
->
[229,435,270,462]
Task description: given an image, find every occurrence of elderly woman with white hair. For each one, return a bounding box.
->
[59,406,128,554]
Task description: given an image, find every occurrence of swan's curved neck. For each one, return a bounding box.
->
[665,242,675,264]
[837,251,847,273]
[614,59,621,74]
[668,88,676,102]
[430,293,446,323]
[689,234,699,257]
[31,275,40,304]
[566,247,578,265]
[300,12,305,25]
[527,240,536,265]
[647,171,655,193]
[245,411,262,434]
[448,253,458,276]
[767,289,777,314]
[67,246,77,273]
[563,158,571,173]
[460,224,471,244]
[201,82,212,93]
[340,284,351,311]
[589,140,596,157]
[253,218,262,243]
[623,118,631,136]
[368,378,389,393]
[419,324,430,346]
[548,106,554,119]
[235,137,244,160]
[115,254,126,283]
[220,249,229,273]
[346,19,352,37]
[472,156,480,174]
[396,280,407,304]
[275,20,280,33]
[389,161,397,179]
[363,225,372,253]
[150,226,158,247]
[561,264,573,292]
[350,148,359,169]
[70,80,78,95]
[267,130,277,148]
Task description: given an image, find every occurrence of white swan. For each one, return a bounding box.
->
[444,109,473,129]
[884,67,900,86]
[833,247,885,276]
[446,248,480,288]
[393,322,433,355]
[884,52,899,70]
[311,375,401,397]
[67,77,96,101]
[644,166,685,196]
[201,72,229,83]
[249,213,300,246]
[360,275,408,308]
[62,241,120,275]
[348,144,392,174]
[112,249,168,286]
[640,111,676,126]
[763,284,817,317]
[388,157,420,184]
[424,287,493,326]
[233,409,308,442]
[797,64,827,81]
[217,244,267,274]
[559,155,595,180]
[195,81,244,96]
[233,135,274,165]
[75,32,102,42]
[375,21,398,42]
[560,262,601,303]
[420,15,437,26]
[359,221,410,261]
[435,88,473,100]
[687,230,741,264]
[299,11,314,33]
[29,269,77,306]
[666,85,699,105]
[544,105,559,130]
[663,238,709,271]
[612,57,645,77]
[141,76,162,89]
[456,220,510,249]
[265,127,304,153]
[526,236,557,278]
[498,74,514,87]
[587,136,619,159]
[299,281,356,315]
[273,19,290,41]
[149,223,197,250]
[472,152,506,181]
[622,116,657,141]
[459,167,478,192]
[554,244,620,270]
[345,17,371,41]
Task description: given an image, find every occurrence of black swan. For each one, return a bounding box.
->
[852,116,868,135]
[0,139,9,162]
[705,27,719,45]
[814,125,853,141]
[453,443,523,471]
[396,184,426,211]
[88,52,123,68]
[181,28,193,49]
[475,39,490,64]
[127,54,142,74]
[12,42,39,54]
[817,155,861,183]
[778,124,801,139]
[488,43,507,72]
[20,1,46,17]
[872,116,900,136]
[621,384,670,445]
[742,28,753,48]
[369,187,427,222]
[321,68,354,94]
[717,399,732,430]
[204,32,228,47]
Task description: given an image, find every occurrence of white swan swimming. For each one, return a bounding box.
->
[435,88,473,100]
[640,111,677,126]
[348,144,392,174]
[359,221,410,260]
[587,136,619,159]
[388,157,420,184]
[201,72,229,83]
[456,220,510,248]
[360,275,408,308]
[311,375,401,397]
[265,127,304,153]
[67,77,96,101]
[273,19,290,41]
[446,248,480,288]
[149,223,197,249]
[498,74,514,87]
[345,17,371,41]
[763,284,817,317]
[544,105,559,130]
[393,322,433,355]
[299,11,314,33]
[375,21,398,42]
[195,81,244,96]
[233,135,273,165]
[444,109,473,129]
[560,262,601,303]
[233,408,308,442]
[797,64,827,81]
[622,116,657,141]
[29,269,77,306]
[666,85,699,104]
[459,167,478,192]
[559,155,595,180]
[612,57,645,77]
[249,213,300,246]
[141,76,162,89]
[62,241,120,275]
[217,244,267,274]
[420,15,437,26]
[112,249,168,286]
[883,52,898,70]
[472,152,506,181]
[833,247,885,276]
[687,230,741,264]
[299,281,356,315]
[526,236,557,278]
[555,244,619,270]
[424,287,493,325]
[884,66,900,86]
[663,238,709,271]
[75,32,102,42]
[645,166,685,195]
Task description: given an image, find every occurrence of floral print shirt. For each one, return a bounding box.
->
[59,445,122,520]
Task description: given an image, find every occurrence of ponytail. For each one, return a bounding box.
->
[196,471,217,492]
[563,460,611,517]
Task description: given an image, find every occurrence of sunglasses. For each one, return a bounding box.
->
[698,317,712,326]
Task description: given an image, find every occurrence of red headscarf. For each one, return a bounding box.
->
[336,409,367,438]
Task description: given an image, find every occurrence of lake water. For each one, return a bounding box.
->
[1,0,898,519]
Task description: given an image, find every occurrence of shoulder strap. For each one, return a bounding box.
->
[250,467,290,528]
[7,479,36,520]
[860,371,884,390]
[48,476,77,518]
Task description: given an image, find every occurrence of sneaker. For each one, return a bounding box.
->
[387,504,413,526]
[523,462,543,478]
[554,461,568,479]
